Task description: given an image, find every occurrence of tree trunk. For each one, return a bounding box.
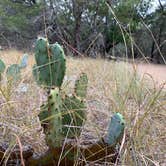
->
[74,13,82,52]
[72,0,83,53]
[150,41,155,61]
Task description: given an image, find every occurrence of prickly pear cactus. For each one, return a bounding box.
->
[34,37,66,88]
[0,59,5,80]
[74,73,88,99]
[104,113,125,145]
[62,95,86,137]
[6,64,21,82]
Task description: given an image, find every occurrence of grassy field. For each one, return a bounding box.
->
[0,49,165,165]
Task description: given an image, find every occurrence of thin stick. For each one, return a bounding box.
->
[13,134,25,166]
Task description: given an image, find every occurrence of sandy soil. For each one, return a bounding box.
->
[134,63,166,88]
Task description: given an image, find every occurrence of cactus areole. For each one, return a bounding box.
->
[33,37,66,88]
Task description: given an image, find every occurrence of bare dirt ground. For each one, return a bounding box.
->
[135,63,166,88]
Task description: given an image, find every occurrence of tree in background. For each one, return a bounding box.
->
[133,0,166,63]
[0,0,165,63]
[0,0,43,49]
[149,1,166,63]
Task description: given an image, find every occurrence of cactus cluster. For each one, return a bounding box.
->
[35,38,88,148]
[0,54,28,82]
[32,37,125,165]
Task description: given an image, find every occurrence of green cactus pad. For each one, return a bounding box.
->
[74,73,88,99]
[46,88,63,147]
[34,38,66,88]
[6,64,21,82]
[35,37,48,55]
[0,59,5,80]
[104,113,125,145]
[62,95,86,137]
[49,43,66,87]
[19,54,28,69]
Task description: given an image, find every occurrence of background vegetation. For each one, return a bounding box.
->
[0,0,165,63]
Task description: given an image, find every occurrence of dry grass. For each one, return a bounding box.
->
[0,49,165,165]
[136,63,166,88]
[0,50,47,157]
